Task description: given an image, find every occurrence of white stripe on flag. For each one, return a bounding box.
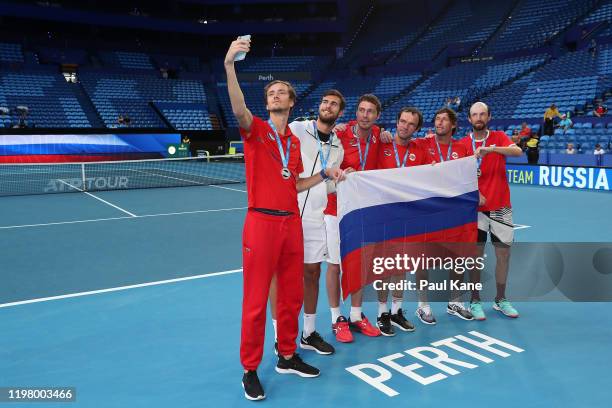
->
[337,156,478,222]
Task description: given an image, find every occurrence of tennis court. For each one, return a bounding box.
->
[1,161,611,407]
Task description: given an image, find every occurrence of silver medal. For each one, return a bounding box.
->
[281,167,291,179]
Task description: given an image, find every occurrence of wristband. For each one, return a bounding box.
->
[320,168,329,180]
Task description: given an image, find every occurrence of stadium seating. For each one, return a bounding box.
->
[80,71,207,128]
[0,69,91,128]
[154,102,213,130]
[3,0,612,138]
[400,1,513,63]
[483,0,596,54]
[509,49,607,118]
[381,55,545,126]
[37,48,89,65]
[99,51,155,70]
[0,43,24,63]
[238,56,332,73]
[581,0,612,35]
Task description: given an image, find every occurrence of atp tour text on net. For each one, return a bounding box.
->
[346,331,524,396]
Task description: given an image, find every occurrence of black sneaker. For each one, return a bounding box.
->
[300,331,335,355]
[376,312,395,337]
[242,370,265,401]
[274,341,278,356]
[275,353,320,378]
[390,309,416,332]
[447,303,474,321]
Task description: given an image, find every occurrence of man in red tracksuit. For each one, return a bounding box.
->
[224,38,343,401]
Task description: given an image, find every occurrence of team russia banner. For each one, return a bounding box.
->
[337,157,479,299]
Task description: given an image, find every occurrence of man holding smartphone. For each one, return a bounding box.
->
[224,37,344,401]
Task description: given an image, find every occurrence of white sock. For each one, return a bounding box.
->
[303,313,316,338]
[391,297,402,314]
[418,301,429,309]
[272,319,278,341]
[330,307,342,323]
[350,306,362,322]
[449,301,464,308]
[378,302,388,317]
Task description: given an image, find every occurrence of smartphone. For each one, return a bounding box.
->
[234,35,251,62]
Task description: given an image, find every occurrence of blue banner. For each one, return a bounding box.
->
[506,164,611,191]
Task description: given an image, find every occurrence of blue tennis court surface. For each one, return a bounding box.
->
[1,184,610,407]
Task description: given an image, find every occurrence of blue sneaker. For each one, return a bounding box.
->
[493,299,519,318]
[469,301,486,321]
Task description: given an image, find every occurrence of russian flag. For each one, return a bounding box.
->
[337,157,479,299]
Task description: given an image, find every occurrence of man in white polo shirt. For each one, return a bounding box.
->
[270,90,346,354]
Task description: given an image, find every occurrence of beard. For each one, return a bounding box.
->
[472,122,486,131]
[318,112,338,125]
[435,128,449,137]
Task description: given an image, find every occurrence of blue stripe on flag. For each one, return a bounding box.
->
[339,191,478,257]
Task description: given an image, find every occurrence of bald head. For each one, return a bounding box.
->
[468,102,491,132]
[469,102,490,116]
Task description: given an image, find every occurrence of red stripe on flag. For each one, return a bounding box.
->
[340,222,477,299]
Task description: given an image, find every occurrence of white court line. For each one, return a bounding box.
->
[0,268,243,309]
[210,185,246,193]
[0,206,248,230]
[513,224,532,230]
[57,179,137,217]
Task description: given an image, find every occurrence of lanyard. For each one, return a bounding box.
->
[434,137,453,162]
[268,119,291,169]
[313,121,332,169]
[392,140,410,168]
[353,125,371,170]
[470,130,489,170]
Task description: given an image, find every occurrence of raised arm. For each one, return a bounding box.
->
[224,39,253,131]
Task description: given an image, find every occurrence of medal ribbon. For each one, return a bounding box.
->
[434,137,453,162]
[268,119,291,171]
[470,130,489,173]
[314,121,332,169]
[392,139,410,168]
[353,125,371,170]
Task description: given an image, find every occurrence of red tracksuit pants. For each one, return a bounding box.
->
[240,209,304,371]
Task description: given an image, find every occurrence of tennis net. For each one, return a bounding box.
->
[0,154,246,197]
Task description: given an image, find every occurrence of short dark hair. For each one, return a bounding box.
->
[396,107,423,131]
[434,107,458,134]
[322,89,346,112]
[263,80,297,105]
[357,94,382,115]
